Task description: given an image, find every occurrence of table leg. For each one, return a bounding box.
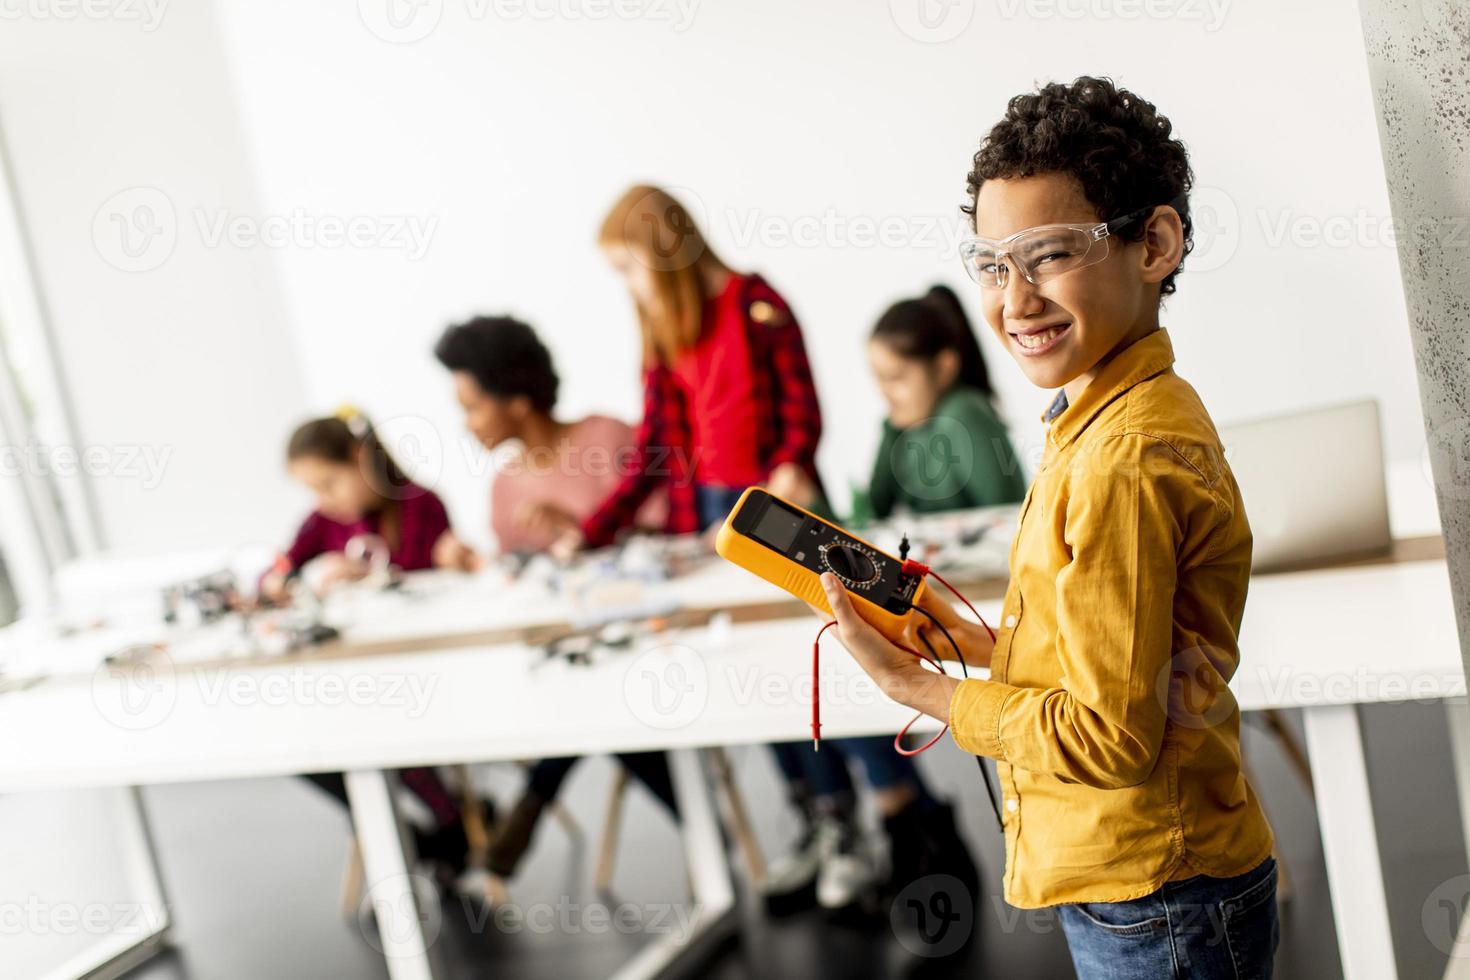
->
[345,769,446,980]
[1302,703,1398,980]
[45,787,173,980]
[609,747,738,980]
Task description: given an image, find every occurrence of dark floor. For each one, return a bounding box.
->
[108,702,1466,980]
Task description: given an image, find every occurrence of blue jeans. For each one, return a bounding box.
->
[1058,858,1279,980]
[694,483,749,531]
[770,736,933,797]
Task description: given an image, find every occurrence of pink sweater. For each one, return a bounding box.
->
[491,415,668,554]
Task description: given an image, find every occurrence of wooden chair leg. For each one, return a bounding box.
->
[1261,708,1316,796]
[340,836,364,921]
[594,767,631,892]
[708,747,766,886]
[451,764,491,864]
[1274,841,1294,903]
[550,800,582,839]
[1240,751,1293,904]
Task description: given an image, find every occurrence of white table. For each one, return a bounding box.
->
[0,552,1460,980]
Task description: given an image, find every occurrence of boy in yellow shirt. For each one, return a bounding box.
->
[820,76,1277,977]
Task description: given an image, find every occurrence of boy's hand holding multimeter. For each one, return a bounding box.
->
[715,488,996,752]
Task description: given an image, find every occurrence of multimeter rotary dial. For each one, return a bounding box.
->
[819,541,882,589]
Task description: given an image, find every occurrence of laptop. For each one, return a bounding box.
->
[1219,399,1392,571]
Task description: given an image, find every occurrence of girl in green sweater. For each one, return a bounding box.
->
[865,284,1027,515]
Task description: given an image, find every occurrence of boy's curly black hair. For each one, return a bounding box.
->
[963,76,1194,297]
[434,315,559,413]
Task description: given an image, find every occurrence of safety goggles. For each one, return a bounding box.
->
[958,195,1186,288]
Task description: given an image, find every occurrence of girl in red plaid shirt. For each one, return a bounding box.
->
[544,184,828,556]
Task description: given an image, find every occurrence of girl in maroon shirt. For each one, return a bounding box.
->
[266,410,483,885]
[261,411,478,599]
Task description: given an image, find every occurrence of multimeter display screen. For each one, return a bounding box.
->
[750,501,804,552]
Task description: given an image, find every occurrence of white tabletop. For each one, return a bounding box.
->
[0,556,1460,795]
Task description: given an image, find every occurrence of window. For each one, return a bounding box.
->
[0,123,101,619]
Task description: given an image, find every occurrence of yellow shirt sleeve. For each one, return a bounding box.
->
[950,432,1223,788]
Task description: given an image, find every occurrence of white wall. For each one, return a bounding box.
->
[204,0,1428,550]
[0,1,307,557]
[1,1,1433,555]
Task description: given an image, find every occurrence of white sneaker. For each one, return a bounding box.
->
[765,818,835,898]
[816,821,879,911]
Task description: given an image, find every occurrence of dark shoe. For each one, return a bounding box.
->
[883,801,980,954]
[412,819,469,894]
[883,800,978,897]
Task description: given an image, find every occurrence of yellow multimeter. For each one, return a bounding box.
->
[715,487,927,640]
